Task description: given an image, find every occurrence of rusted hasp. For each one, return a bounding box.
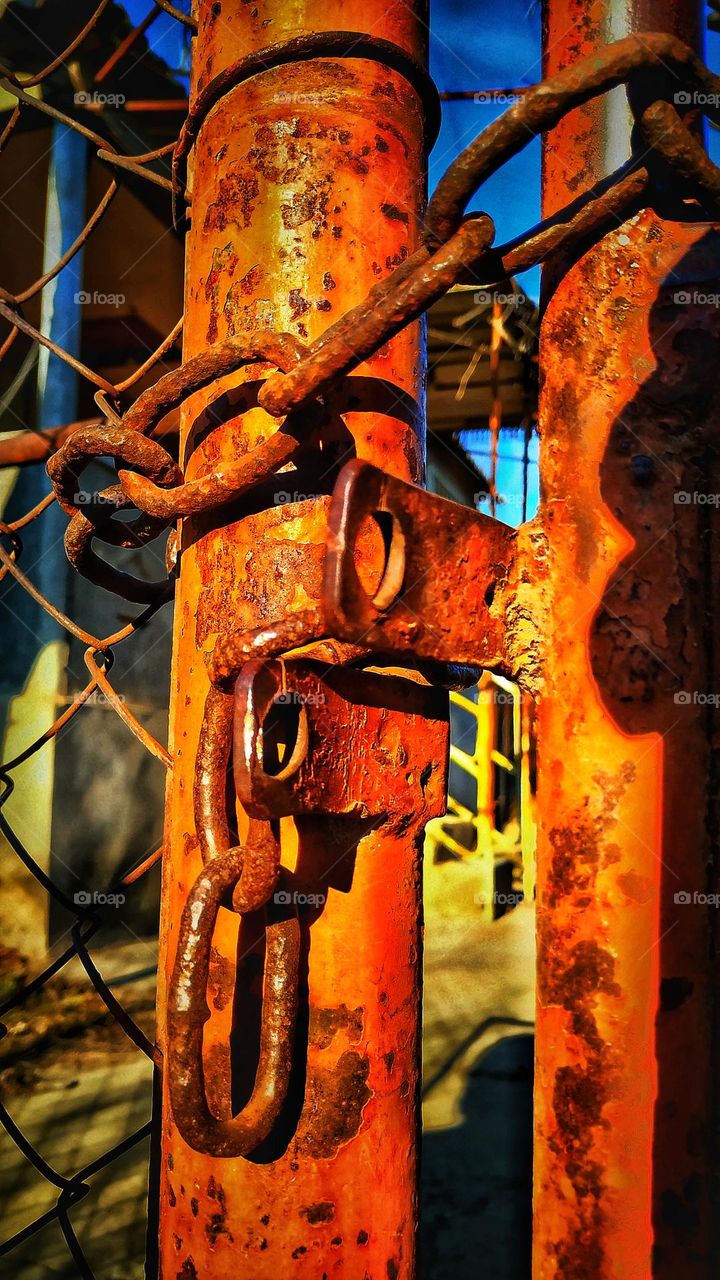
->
[166,854,300,1158]
[324,460,518,670]
[234,657,449,823]
[167,656,449,1159]
[166,684,301,1158]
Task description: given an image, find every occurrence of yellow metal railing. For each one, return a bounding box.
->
[426,671,536,918]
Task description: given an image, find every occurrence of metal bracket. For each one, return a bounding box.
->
[233,657,449,822]
[323,460,518,669]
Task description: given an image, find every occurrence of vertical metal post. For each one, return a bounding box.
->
[36,122,86,633]
[157,2,441,1275]
[1,124,88,961]
[536,2,719,1277]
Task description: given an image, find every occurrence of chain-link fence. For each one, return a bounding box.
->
[0,4,192,1274]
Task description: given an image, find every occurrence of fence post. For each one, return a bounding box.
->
[156,2,445,1275]
[535,2,720,1276]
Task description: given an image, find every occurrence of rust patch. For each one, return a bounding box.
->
[299,1050,372,1159]
[204,243,239,344]
[616,869,653,903]
[205,1176,234,1245]
[372,81,399,104]
[206,1213,234,1246]
[223,290,275,339]
[281,182,329,232]
[301,1201,335,1224]
[384,246,409,271]
[236,264,263,296]
[546,762,635,908]
[207,945,235,1011]
[536,761,641,1275]
[309,1003,364,1049]
[248,123,303,184]
[288,288,310,322]
[204,170,259,233]
[380,202,408,224]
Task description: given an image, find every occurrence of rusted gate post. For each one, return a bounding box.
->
[535,1,720,1276]
[156,2,445,1276]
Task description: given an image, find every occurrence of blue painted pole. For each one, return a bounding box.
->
[35,123,88,634]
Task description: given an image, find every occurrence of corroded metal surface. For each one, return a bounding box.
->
[324,459,518,671]
[167,848,301,1158]
[233,657,449,819]
[47,424,182,601]
[171,29,442,203]
[155,3,447,1275]
[425,30,720,246]
[534,3,720,1279]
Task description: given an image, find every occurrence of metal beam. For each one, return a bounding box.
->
[535,2,719,1276]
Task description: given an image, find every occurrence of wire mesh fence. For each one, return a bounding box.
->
[0,4,193,1274]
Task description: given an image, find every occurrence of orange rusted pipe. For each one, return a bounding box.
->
[156,2,445,1276]
[535,2,719,1277]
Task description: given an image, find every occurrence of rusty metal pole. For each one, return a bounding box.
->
[536,2,720,1277]
[156,2,445,1276]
